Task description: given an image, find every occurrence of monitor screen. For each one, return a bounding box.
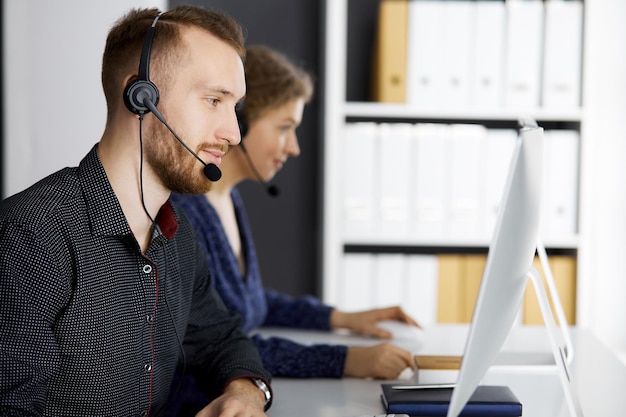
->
[446,120,544,417]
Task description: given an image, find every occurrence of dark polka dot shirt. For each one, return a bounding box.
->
[0,145,271,416]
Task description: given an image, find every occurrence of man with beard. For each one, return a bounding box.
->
[0,6,272,417]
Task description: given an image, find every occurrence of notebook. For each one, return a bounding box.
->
[380,384,522,416]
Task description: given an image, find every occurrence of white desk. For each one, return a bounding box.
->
[257,325,626,417]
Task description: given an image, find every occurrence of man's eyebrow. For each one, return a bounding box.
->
[202,85,243,100]
[207,86,234,97]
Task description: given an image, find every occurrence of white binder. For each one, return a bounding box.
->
[342,122,378,240]
[439,0,473,108]
[340,253,375,311]
[541,129,580,238]
[503,0,544,109]
[374,253,407,308]
[446,124,488,238]
[405,254,440,326]
[542,0,583,109]
[412,123,449,239]
[470,0,506,109]
[406,1,444,108]
[484,129,517,239]
[378,123,413,240]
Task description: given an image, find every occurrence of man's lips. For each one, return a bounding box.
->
[201,149,225,166]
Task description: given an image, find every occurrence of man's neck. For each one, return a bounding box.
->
[97,135,169,253]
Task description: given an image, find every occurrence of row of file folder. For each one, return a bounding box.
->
[338,252,577,326]
[342,122,579,242]
[340,253,440,326]
[372,0,583,110]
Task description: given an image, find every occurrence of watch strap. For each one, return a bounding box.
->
[250,378,272,411]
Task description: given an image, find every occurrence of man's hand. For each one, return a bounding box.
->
[195,378,268,417]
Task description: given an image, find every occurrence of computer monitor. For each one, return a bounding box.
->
[446,120,544,417]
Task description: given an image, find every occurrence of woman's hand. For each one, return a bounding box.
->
[344,343,415,379]
[330,306,421,339]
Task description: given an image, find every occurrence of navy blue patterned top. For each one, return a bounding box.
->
[171,190,348,378]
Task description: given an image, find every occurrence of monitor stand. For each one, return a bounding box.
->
[527,240,584,417]
[535,241,575,363]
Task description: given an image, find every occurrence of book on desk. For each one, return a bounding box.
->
[380,384,522,417]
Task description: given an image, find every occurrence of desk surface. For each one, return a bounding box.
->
[258,325,626,417]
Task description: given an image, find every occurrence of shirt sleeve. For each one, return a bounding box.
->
[251,334,347,378]
[0,222,67,416]
[262,288,334,330]
[181,242,272,400]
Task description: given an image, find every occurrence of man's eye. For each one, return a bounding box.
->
[206,98,218,106]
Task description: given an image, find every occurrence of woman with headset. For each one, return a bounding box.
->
[169,45,419,412]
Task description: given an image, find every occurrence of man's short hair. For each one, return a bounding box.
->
[101,6,245,114]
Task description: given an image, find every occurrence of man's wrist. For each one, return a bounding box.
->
[250,378,272,411]
[224,377,271,411]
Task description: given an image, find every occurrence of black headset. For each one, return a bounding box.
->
[122,11,222,182]
[123,12,163,115]
[235,104,249,138]
[236,103,279,197]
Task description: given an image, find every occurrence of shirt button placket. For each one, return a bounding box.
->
[140,261,155,411]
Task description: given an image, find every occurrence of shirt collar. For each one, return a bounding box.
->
[78,144,178,240]
[155,200,178,240]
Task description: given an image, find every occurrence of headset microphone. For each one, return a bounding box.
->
[143,99,222,182]
[236,107,280,197]
[266,181,280,197]
[203,162,223,182]
[239,141,280,197]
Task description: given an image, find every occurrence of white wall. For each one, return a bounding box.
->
[3,0,166,197]
[578,0,626,354]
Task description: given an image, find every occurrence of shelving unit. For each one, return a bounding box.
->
[320,0,584,323]
[344,102,583,123]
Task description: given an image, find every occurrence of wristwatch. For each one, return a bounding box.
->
[250,378,272,411]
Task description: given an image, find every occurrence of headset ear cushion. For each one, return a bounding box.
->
[236,107,248,138]
[124,79,160,115]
